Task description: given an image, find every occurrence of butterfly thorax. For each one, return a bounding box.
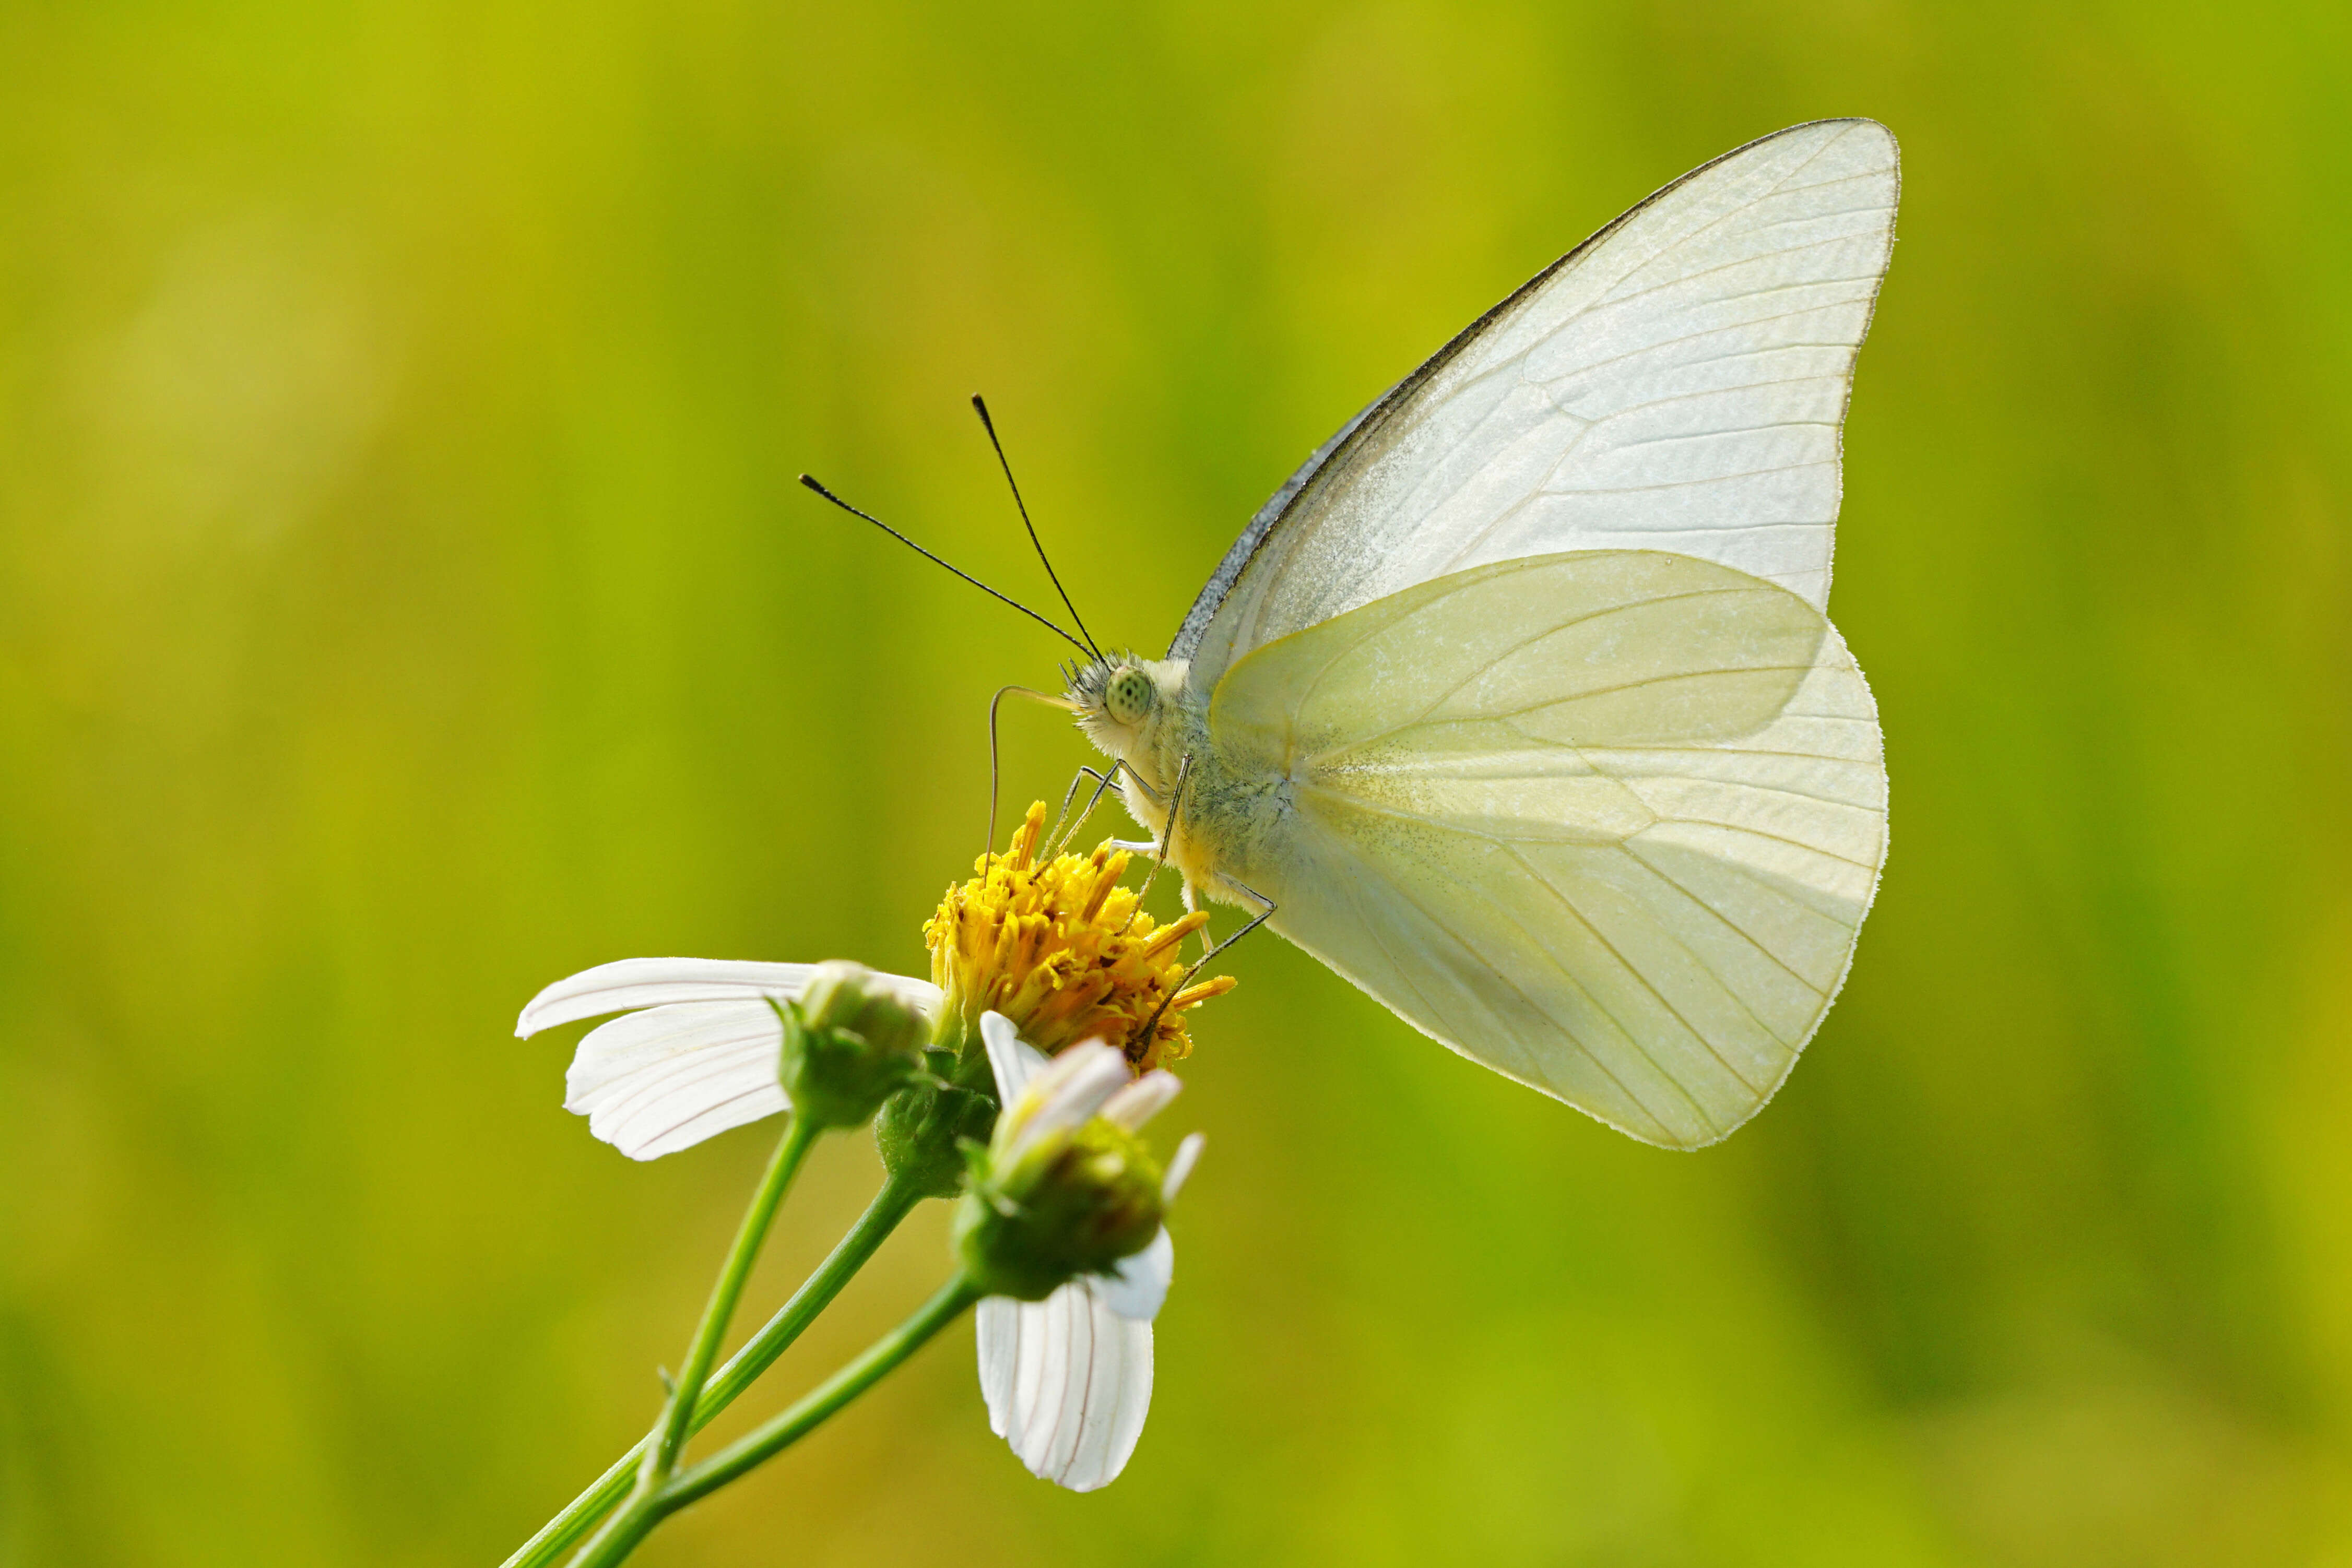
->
[1065,654,1279,907]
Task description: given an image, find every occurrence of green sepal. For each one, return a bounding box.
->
[873,1070,1000,1200]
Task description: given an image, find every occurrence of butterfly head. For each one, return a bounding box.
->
[1065,654,1187,762]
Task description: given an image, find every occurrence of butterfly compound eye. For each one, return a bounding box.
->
[1106,668,1155,726]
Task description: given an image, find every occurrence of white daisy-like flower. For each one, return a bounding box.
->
[514,806,1221,1491]
[513,803,1233,1162]
[513,977,1200,1492]
[970,1014,1203,1492]
[515,958,939,1160]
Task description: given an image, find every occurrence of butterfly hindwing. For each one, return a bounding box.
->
[1205,551,1886,1147]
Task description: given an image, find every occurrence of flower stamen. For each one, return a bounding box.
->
[925,802,1234,1073]
[1173,977,1238,1008]
[1138,912,1208,960]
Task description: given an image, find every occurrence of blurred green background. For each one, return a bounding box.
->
[4,2,2349,1564]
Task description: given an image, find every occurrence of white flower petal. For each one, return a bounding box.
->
[1005,1042,1130,1158]
[1098,1069,1181,1131]
[563,1000,787,1160]
[976,1279,1153,1491]
[979,1012,1051,1103]
[1093,1228,1173,1321]
[1162,1131,1205,1201]
[516,957,938,1038]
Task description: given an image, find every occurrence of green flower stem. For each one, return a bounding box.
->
[572,1276,985,1567]
[669,1275,982,1504]
[503,1174,926,1568]
[645,1115,823,1479]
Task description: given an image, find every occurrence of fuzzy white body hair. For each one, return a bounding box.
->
[1068,657,1280,910]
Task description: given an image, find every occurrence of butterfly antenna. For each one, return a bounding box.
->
[970,395,1102,660]
[797,473,1090,655]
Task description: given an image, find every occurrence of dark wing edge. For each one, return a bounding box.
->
[1165,389,1385,661]
[1166,116,1897,663]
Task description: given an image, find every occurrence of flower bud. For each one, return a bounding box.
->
[799,960,929,1056]
[775,961,925,1129]
[953,1116,1167,1301]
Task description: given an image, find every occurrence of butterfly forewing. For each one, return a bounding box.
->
[1207,551,1886,1147]
[1180,118,1898,688]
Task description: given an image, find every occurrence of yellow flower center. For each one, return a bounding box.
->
[924,802,1236,1073]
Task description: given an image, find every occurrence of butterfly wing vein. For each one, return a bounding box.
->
[1210,551,1886,1147]
[1184,118,1898,687]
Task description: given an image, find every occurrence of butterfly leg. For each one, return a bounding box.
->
[1120,753,1191,932]
[1136,873,1274,1045]
[1048,764,1125,852]
[1198,875,1275,966]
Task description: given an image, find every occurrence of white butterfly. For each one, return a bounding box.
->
[1058,119,1898,1149]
